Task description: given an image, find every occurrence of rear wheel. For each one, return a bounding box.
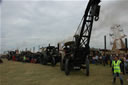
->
[65,59,70,75]
[85,58,89,76]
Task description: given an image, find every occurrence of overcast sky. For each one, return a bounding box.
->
[0,0,128,53]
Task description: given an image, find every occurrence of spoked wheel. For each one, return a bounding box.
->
[60,56,64,71]
[51,57,56,66]
[65,59,70,75]
[85,58,89,76]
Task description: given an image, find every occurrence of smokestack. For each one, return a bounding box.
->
[25,48,27,51]
[104,35,106,50]
[57,43,59,51]
[125,38,127,53]
[33,47,35,53]
[49,44,50,47]
[38,45,40,50]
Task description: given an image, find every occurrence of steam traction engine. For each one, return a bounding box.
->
[60,0,101,76]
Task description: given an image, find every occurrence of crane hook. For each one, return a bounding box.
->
[94,16,99,21]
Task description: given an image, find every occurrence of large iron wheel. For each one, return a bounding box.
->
[85,58,89,76]
[65,59,70,75]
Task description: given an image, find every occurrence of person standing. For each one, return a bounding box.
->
[95,55,99,65]
[12,55,15,61]
[102,54,106,66]
[92,56,95,64]
[120,55,125,75]
[112,56,123,85]
[124,56,128,73]
[110,55,113,67]
[23,56,26,62]
[99,55,102,64]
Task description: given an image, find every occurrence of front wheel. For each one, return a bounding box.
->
[65,59,70,75]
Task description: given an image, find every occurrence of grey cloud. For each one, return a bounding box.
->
[1,1,86,52]
[1,0,128,53]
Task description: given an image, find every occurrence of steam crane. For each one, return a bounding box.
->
[60,0,101,76]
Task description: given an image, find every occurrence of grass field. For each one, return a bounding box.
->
[0,59,127,85]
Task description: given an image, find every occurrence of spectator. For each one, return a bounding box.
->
[102,54,106,66]
[23,56,26,62]
[105,55,109,65]
[95,55,99,65]
[119,55,125,75]
[12,55,15,61]
[92,56,95,64]
[124,56,128,73]
[99,55,102,64]
[112,56,123,85]
[110,55,113,67]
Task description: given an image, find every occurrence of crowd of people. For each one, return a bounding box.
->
[91,54,128,71]
[90,53,128,85]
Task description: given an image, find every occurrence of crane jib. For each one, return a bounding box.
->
[75,0,101,56]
